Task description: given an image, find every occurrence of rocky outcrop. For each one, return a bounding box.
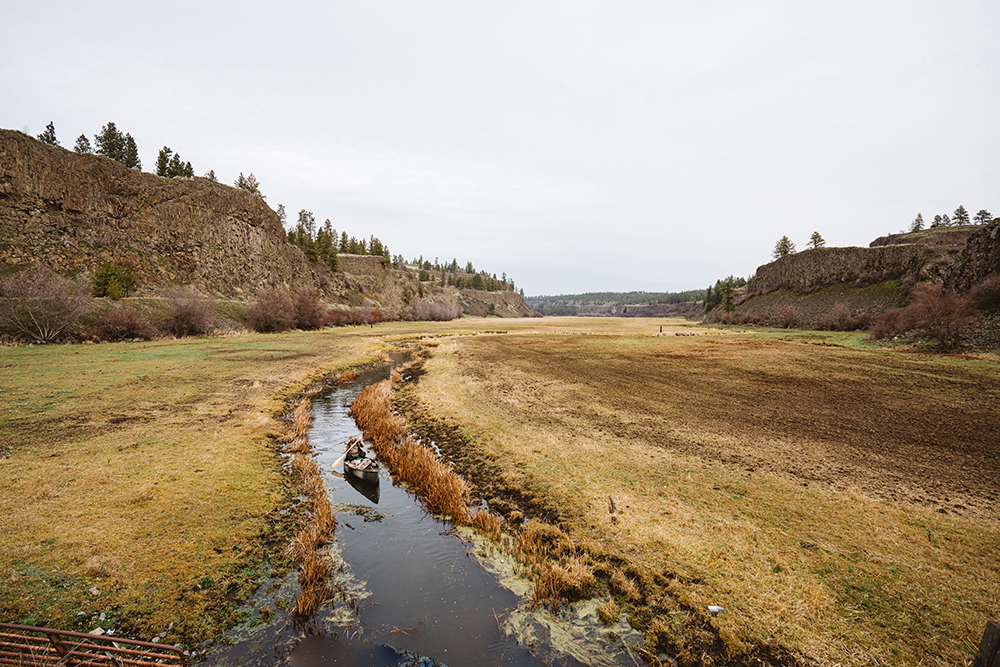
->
[944,219,1000,291]
[0,129,326,297]
[458,289,539,318]
[0,129,538,317]
[748,245,925,295]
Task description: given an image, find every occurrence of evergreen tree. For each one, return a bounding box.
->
[74,134,92,154]
[37,121,59,146]
[722,276,736,313]
[931,214,944,228]
[772,235,796,259]
[910,213,924,232]
[942,213,952,226]
[94,122,141,169]
[339,231,349,253]
[204,169,217,182]
[235,172,263,198]
[953,205,970,226]
[974,209,993,225]
[465,261,474,274]
[156,147,173,177]
[807,231,826,249]
[276,204,287,228]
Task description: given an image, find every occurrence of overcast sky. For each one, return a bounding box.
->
[2,1,998,296]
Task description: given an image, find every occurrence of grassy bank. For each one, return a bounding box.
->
[0,327,394,645]
[403,318,1000,666]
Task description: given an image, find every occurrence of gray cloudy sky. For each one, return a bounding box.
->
[2,1,998,296]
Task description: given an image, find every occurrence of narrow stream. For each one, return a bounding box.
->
[205,355,643,667]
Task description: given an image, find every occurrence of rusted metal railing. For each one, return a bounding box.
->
[0,622,188,667]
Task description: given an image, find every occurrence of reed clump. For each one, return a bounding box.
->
[511,520,596,610]
[350,380,471,522]
[281,392,338,625]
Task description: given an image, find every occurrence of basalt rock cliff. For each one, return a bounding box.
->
[0,129,326,297]
[0,129,537,317]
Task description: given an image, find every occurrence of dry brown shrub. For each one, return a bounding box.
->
[293,287,326,330]
[247,287,296,333]
[163,288,214,337]
[771,306,798,329]
[868,307,909,341]
[969,274,1000,311]
[907,283,974,350]
[0,264,93,343]
[471,510,502,542]
[87,307,156,341]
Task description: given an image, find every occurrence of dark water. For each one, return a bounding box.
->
[205,356,642,667]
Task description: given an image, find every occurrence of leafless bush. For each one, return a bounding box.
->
[906,283,974,350]
[969,274,1000,311]
[88,307,155,341]
[293,287,325,330]
[322,308,386,327]
[412,299,461,321]
[0,264,93,343]
[868,308,909,341]
[771,306,798,328]
[164,288,214,337]
[247,287,296,333]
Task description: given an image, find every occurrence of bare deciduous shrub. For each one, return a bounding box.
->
[87,307,155,341]
[772,306,798,328]
[322,308,386,327]
[412,299,461,321]
[814,302,870,331]
[0,264,93,343]
[247,287,296,333]
[868,308,909,340]
[969,274,1000,312]
[906,283,974,350]
[293,287,325,330]
[165,288,214,337]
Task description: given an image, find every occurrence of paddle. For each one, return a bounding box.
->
[331,453,346,469]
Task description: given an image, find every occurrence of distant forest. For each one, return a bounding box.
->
[527,289,705,316]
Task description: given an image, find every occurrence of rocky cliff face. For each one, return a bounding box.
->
[0,129,537,317]
[0,129,326,297]
[944,219,1000,290]
[748,245,925,295]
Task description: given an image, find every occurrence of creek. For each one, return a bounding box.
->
[205,354,642,667]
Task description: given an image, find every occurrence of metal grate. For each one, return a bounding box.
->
[0,622,188,667]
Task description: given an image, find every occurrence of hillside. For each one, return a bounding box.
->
[727,224,1000,333]
[527,290,704,317]
[0,129,536,318]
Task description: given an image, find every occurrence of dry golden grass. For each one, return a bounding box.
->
[406,320,1000,666]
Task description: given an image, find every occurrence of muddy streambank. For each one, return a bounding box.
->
[203,350,646,667]
[392,354,803,667]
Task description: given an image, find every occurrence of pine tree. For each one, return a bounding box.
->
[807,231,826,249]
[94,122,140,169]
[772,235,796,259]
[204,169,217,182]
[910,213,924,232]
[942,213,952,227]
[953,205,970,226]
[931,214,944,228]
[156,147,173,177]
[974,209,993,225]
[37,121,59,146]
[276,204,287,228]
[74,134,92,154]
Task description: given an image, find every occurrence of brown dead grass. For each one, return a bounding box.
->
[406,322,1000,667]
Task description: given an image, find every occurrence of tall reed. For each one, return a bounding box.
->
[280,392,338,624]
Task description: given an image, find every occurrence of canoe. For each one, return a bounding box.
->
[343,437,380,484]
[344,456,380,484]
